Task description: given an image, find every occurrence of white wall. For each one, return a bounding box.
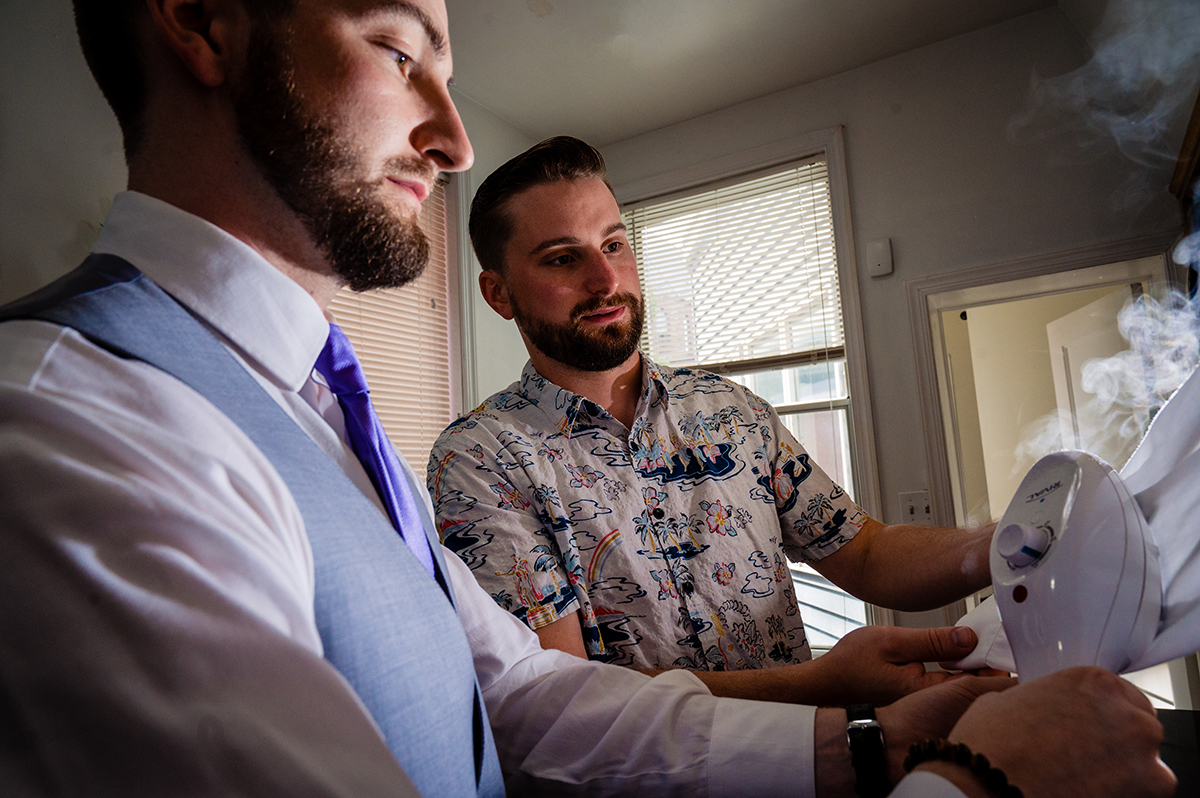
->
[942,311,990,525]
[600,8,1187,526]
[967,287,1115,514]
[0,1,126,305]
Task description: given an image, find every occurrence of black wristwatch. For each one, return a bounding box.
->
[846,704,891,798]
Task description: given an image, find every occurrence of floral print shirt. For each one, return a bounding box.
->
[427,356,864,671]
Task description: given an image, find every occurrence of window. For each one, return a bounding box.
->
[622,157,867,649]
[328,178,457,467]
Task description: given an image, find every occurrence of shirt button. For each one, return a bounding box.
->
[652,508,665,519]
[681,582,695,595]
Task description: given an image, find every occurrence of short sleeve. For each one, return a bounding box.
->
[427,419,581,630]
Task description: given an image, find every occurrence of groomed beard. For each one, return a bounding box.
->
[232,21,432,292]
[511,291,645,372]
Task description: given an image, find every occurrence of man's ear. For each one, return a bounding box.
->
[145,0,248,88]
[479,269,515,321]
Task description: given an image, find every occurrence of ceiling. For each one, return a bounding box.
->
[445,0,1104,147]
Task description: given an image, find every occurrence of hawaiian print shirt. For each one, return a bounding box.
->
[427,356,865,671]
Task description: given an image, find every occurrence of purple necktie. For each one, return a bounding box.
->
[315,322,436,578]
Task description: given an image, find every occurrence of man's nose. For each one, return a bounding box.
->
[412,84,474,172]
[582,250,620,296]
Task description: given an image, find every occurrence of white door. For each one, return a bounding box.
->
[1045,285,1143,468]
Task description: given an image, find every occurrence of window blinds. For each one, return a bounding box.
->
[327,180,454,468]
[623,159,843,368]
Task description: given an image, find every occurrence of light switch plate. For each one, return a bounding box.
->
[866,238,893,277]
[899,490,932,525]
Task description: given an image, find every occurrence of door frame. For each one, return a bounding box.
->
[906,233,1180,529]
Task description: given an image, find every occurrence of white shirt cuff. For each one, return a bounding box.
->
[708,697,816,796]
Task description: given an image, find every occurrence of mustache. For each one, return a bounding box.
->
[571,293,640,323]
[382,155,438,187]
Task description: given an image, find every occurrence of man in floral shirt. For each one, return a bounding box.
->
[430,357,859,672]
[428,137,996,700]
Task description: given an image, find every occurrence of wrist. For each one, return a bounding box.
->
[781,655,829,705]
[814,705,907,797]
[814,708,855,796]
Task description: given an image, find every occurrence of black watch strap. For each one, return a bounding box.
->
[846,704,891,798]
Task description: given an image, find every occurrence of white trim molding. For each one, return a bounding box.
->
[449,172,479,413]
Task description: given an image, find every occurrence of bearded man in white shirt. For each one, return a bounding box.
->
[0,1,1174,797]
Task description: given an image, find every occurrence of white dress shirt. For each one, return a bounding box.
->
[0,191,962,797]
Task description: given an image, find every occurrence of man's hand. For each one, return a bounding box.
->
[637,624,989,706]
[926,667,1176,798]
[876,673,1016,784]
[799,624,985,706]
[816,674,1014,794]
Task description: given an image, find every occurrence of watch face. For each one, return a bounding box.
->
[847,721,884,745]
[846,708,886,760]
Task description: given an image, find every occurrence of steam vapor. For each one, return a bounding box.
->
[1011,0,1200,469]
[1015,288,1200,471]
[1007,0,1200,210]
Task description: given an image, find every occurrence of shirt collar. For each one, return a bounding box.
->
[91,191,328,392]
[516,354,670,436]
[643,357,671,411]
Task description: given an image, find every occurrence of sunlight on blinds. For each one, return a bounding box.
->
[328,180,453,467]
[625,160,843,367]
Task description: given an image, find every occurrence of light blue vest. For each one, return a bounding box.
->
[0,254,505,798]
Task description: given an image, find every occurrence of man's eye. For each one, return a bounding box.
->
[382,45,411,69]
[547,254,574,266]
[604,241,624,253]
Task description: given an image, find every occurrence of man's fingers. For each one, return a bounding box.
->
[939,674,1017,701]
[1151,759,1179,797]
[1107,667,1158,715]
[946,668,1173,798]
[941,666,1010,677]
[1055,666,1157,716]
[917,670,957,689]
[888,625,978,663]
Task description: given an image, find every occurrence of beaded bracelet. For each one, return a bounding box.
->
[903,738,1024,798]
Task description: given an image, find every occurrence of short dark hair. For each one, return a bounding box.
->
[72,0,294,158]
[468,136,614,274]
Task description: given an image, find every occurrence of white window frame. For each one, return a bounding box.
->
[612,125,886,630]
[450,172,479,414]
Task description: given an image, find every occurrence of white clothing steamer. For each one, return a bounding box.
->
[956,362,1200,679]
[989,451,1161,680]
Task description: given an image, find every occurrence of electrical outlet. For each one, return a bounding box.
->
[899,490,932,526]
